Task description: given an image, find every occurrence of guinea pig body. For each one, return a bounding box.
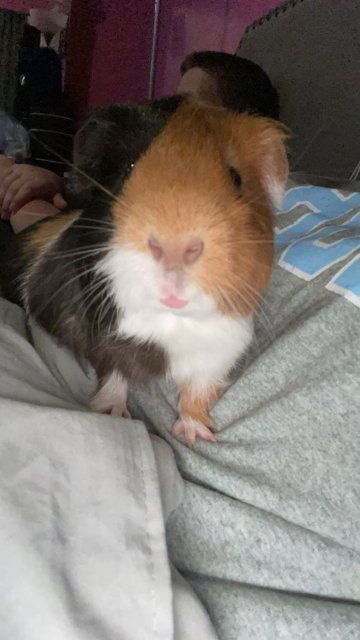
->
[7,98,288,446]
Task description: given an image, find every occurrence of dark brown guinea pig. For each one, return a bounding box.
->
[1,94,288,447]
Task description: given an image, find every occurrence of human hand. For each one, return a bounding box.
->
[0,155,14,179]
[0,164,64,219]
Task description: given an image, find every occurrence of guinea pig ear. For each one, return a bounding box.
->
[229,115,289,209]
[176,66,222,107]
[66,113,116,204]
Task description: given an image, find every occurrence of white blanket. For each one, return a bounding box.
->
[0,298,218,640]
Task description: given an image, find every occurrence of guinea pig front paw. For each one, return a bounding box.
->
[108,405,132,419]
[90,396,131,419]
[90,371,131,420]
[171,416,216,447]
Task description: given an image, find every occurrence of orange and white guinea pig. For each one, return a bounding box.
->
[4,95,288,446]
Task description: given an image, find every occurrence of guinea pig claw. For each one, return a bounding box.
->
[172,418,216,447]
[111,405,132,419]
[101,405,132,419]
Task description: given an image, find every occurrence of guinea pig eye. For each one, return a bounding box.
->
[123,162,135,180]
[228,166,242,189]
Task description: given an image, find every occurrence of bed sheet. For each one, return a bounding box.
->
[0,299,218,640]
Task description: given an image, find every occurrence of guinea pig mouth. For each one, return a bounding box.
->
[160,295,189,309]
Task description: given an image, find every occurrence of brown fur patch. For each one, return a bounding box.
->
[112,102,288,316]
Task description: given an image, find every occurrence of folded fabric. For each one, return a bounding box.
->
[129,179,360,639]
[0,298,218,640]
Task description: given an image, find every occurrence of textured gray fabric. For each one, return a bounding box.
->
[1,176,359,637]
[128,181,360,639]
[236,0,360,181]
[0,301,219,640]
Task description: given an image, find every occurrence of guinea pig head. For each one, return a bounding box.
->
[105,102,288,319]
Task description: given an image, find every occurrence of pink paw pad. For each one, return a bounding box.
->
[107,405,132,419]
[172,418,216,447]
[96,404,131,419]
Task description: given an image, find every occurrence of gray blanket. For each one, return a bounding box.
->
[0,179,359,639]
[0,301,218,640]
[129,180,360,639]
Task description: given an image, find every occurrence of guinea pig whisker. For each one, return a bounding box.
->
[223,285,262,357]
[217,288,262,355]
[44,252,108,274]
[72,218,115,230]
[50,277,107,335]
[95,290,114,339]
[229,187,269,211]
[55,273,113,337]
[29,132,122,205]
[246,302,274,348]
[78,271,109,299]
[88,291,106,341]
[246,304,274,345]
[236,239,275,245]
[48,246,109,260]
[232,253,274,271]
[100,300,119,340]
[76,216,114,226]
[66,225,114,236]
[71,217,115,227]
[223,278,275,344]
[108,303,120,339]
[288,171,343,183]
[32,264,98,319]
[80,278,109,309]
[76,280,112,331]
[290,119,329,172]
[232,276,274,320]
[50,239,110,250]
[224,281,256,314]
[215,285,243,317]
[95,297,108,334]
[234,277,268,306]
[46,238,111,256]
[241,285,275,342]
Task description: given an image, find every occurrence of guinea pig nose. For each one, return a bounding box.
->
[148,236,163,261]
[183,238,204,266]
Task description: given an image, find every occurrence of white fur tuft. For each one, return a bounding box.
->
[266,176,285,209]
[91,370,129,416]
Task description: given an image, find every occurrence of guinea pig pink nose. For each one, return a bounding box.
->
[148,235,204,266]
[183,237,204,265]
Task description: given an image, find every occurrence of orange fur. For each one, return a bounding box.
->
[179,383,219,429]
[112,102,288,316]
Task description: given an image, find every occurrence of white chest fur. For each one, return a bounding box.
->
[120,309,253,393]
[99,247,254,393]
